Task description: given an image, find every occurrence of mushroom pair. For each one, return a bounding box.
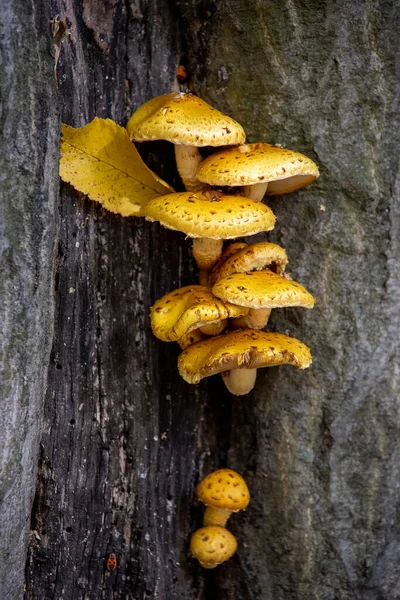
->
[190,469,250,568]
[127,92,319,201]
[209,240,312,329]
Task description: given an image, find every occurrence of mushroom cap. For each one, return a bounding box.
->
[127,93,245,147]
[212,270,315,309]
[210,241,288,285]
[211,243,249,274]
[150,285,248,342]
[190,526,238,568]
[143,191,276,239]
[197,142,319,195]
[197,469,250,512]
[178,328,207,350]
[178,329,312,384]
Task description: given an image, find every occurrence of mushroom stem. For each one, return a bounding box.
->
[203,506,233,527]
[230,308,272,330]
[198,269,210,286]
[222,368,257,395]
[174,145,204,191]
[242,182,268,202]
[192,238,223,271]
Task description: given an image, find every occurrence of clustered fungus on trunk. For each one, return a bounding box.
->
[134,93,318,395]
[60,90,319,571]
[126,91,319,568]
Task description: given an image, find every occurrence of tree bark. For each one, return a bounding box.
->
[0,1,59,598]
[10,0,400,599]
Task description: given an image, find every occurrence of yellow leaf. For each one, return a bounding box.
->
[60,118,174,216]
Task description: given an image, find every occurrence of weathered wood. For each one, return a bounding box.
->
[21,0,400,599]
[0,1,59,598]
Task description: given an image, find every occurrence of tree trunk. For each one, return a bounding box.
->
[0,1,59,598]
[1,0,398,598]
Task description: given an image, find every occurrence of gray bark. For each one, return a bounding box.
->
[0,0,59,598]
[0,0,397,598]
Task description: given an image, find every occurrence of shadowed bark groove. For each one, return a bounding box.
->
[16,1,400,599]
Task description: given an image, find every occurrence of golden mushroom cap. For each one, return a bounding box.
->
[210,241,288,285]
[211,243,248,271]
[178,328,207,350]
[190,526,238,569]
[127,93,245,147]
[197,469,250,512]
[150,285,248,342]
[197,142,319,194]
[178,329,312,384]
[143,191,276,239]
[212,270,314,309]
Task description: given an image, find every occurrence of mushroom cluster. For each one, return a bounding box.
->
[190,469,250,568]
[129,92,317,395]
[127,91,318,567]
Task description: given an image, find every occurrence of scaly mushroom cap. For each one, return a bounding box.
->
[210,241,288,284]
[211,243,248,272]
[197,469,250,512]
[198,242,248,286]
[150,285,248,342]
[127,93,245,146]
[212,270,314,309]
[178,329,207,350]
[190,526,238,568]
[197,142,319,194]
[178,329,312,384]
[143,192,276,239]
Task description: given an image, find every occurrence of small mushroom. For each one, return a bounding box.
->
[190,526,238,569]
[209,242,248,282]
[197,469,250,527]
[210,242,289,328]
[150,285,249,342]
[211,269,314,331]
[127,92,245,192]
[197,142,319,201]
[178,329,312,395]
[143,191,276,272]
[210,241,288,284]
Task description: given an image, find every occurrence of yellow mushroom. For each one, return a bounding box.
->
[197,142,319,201]
[178,329,312,395]
[190,526,238,569]
[197,469,250,527]
[208,242,248,283]
[211,269,314,330]
[143,191,276,272]
[210,242,289,329]
[177,329,207,350]
[127,92,245,192]
[210,241,288,284]
[150,285,249,342]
